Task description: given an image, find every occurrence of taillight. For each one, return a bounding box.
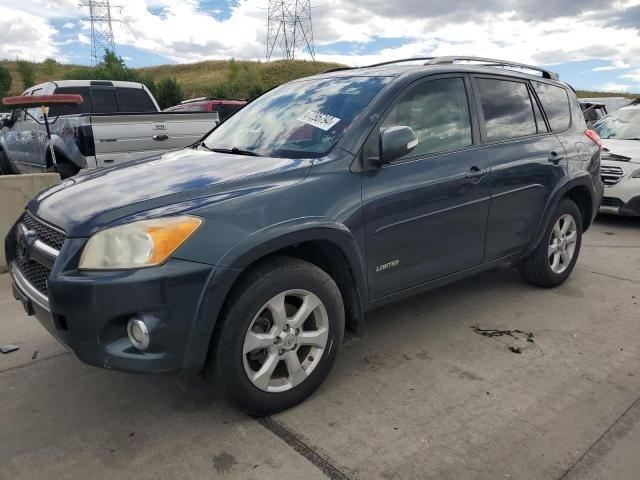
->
[585,129,602,148]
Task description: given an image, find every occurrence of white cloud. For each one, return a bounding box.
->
[63,22,75,29]
[0,6,61,61]
[77,33,90,45]
[600,81,632,92]
[621,69,640,83]
[592,60,631,71]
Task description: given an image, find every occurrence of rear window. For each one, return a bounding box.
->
[116,87,156,112]
[218,104,244,119]
[187,104,207,112]
[476,78,538,141]
[532,82,571,131]
[49,87,92,116]
[92,89,119,114]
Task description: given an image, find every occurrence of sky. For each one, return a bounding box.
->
[1,0,639,93]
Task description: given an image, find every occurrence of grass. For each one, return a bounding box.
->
[1,58,638,100]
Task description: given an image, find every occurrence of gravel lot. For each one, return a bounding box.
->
[1,215,639,480]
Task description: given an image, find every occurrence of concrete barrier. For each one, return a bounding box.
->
[0,173,61,271]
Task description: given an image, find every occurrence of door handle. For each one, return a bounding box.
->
[465,166,488,180]
[548,151,565,164]
[152,134,169,142]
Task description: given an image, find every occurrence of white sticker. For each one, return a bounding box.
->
[297,110,341,131]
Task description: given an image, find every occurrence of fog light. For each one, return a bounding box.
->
[127,317,150,350]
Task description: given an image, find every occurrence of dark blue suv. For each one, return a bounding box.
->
[6,57,603,415]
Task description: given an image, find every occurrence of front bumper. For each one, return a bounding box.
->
[600,195,640,216]
[7,222,215,374]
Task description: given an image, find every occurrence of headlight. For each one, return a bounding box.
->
[79,216,202,270]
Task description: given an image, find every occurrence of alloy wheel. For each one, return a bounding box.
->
[242,289,329,393]
[548,213,578,274]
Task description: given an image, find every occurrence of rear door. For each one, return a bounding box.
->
[362,74,490,299]
[473,75,566,261]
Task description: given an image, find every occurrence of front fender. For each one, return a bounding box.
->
[523,172,601,258]
[181,218,368,372]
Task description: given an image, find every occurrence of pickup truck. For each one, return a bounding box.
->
[0,80,220,178]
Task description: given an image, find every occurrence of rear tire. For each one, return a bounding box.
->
[0,150,18,175]
[207,256,344,416]
[519,198,582,288]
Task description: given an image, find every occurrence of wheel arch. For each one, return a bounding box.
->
[46,135,86,169]
[183,221,368,372]
[523,173,598,258]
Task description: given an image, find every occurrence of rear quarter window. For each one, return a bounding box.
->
[116,87,156,112]
[532,82,571,131]
[49,87,92,116]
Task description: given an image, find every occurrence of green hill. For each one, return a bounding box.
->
[1,57,638,100]
[0,58,343,99]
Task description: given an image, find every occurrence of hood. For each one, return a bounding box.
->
[30,148,313,236]
[601,139,640,165]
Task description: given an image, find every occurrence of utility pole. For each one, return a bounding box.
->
[80,0,118,65]
[266,0,316,61]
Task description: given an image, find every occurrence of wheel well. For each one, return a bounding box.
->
[563,186,593,231]
[228,241,364,336]
[45,148,71,169]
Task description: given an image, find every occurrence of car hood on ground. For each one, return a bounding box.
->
[601,139,640,165]
[29,148,313,237]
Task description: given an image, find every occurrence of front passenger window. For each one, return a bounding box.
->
[380,78,472,160]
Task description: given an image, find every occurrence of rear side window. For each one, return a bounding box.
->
[49,87,92,116]
[116,87,156,112]
[532,82,571,131]
[476,78,537,141]
[380,77,472,159]
[92,88,118,114]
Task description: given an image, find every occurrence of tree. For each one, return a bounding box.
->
[155,78,183,109]
[16,60,36,89]
[0,65,12,100]
[43,58,57,75]
[63,50,140,83]
[94,50,139,82]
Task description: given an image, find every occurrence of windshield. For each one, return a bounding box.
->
[595,109,640,140]
[203,76,391,158]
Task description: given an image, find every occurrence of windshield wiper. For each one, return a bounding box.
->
[210,146,263,157]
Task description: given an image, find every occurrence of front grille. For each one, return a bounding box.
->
[600,165,625,186]
[14,212,66,297]
[21,211,66,250]
[16,255,51,295]
[601,197,625,208]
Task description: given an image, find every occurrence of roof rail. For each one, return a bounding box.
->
[363,57,436,68]
[424,56,559,80]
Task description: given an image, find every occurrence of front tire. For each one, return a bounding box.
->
[207,256,345,416]
[519,198,583,287]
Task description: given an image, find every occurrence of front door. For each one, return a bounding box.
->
[362,75,491,299]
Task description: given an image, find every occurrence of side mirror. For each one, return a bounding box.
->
[379,126,418,164]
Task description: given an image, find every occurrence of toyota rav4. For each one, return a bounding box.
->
[6,57,604,415]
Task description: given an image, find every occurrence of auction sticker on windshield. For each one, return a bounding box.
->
[297,110,341,131]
